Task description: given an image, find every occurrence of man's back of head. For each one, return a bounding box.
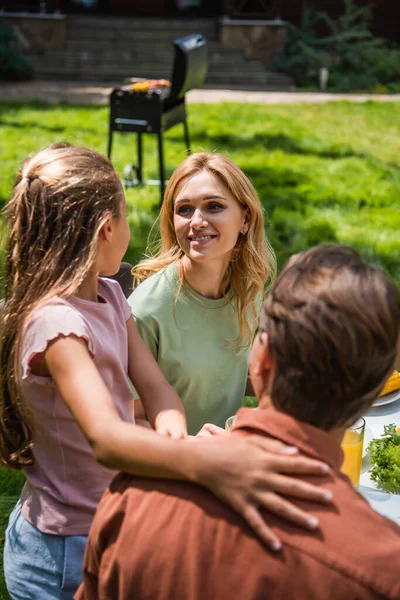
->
[254,244,400,430]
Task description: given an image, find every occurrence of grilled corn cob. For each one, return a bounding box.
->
[131,82,150,92]
[379,370,400,397]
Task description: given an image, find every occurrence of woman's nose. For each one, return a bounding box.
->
[191,209,207,228]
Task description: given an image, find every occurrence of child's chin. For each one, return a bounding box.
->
[101,268,118,277]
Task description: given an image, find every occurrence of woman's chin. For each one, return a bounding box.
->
[188,250,213,263]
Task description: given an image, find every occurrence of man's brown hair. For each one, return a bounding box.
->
[259,245,400,430]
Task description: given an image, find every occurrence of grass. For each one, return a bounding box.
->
[0,99,399,279]
[0,468,25,599]
[0,98,399,596]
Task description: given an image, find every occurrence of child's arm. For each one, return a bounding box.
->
[133,399,153,430]
[44,334,333,551]
[126,316,187,439]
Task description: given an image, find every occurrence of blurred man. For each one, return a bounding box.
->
[76,245,400,600]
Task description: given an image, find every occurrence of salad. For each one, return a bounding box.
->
[367,424,400,493]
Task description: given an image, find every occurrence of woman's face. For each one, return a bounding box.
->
[173,170,249,267]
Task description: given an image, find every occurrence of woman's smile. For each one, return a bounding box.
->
[188,233,218,246]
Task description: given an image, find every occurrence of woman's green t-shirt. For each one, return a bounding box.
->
[128,264,251,435]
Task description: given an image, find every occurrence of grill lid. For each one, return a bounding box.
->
[170,33,208,101]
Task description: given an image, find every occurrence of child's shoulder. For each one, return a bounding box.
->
[22,297,93,376]
[28,296,81,325]
[24,298,89,349]
[99,277,125,302]
[99,277,132,322]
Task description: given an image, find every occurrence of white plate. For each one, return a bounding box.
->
[362,424,374,457]
[373,389,400,407]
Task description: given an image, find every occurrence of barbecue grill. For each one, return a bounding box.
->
[107,33,208,202]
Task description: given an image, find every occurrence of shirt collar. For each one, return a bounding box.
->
[233,407,344,471]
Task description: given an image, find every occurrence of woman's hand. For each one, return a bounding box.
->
[190,433,332,551]
[155,409,188,440]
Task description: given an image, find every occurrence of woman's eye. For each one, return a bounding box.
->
[208,202,223,211]
[176,205,192,215]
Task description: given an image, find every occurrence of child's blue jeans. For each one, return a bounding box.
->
[4,500,87,600]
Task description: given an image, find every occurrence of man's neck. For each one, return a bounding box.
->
[258,392,346,446]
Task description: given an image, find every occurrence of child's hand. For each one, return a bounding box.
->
[190,433,332,551]
[196,423,225,438]
[155,410,188,440]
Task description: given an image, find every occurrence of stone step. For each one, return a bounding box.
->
[61,39,224,52]
[21,15,294,90]
[28,63,292,87]
[65,23,217,42]
[30,74,293,91]
[29,60,270,80]
[66,15,218,33]
[57,46,259,69]
[66,29,218,44]
[32,52,266,78]
[29,49,268,72]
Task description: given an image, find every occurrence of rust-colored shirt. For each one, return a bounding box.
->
[76,408,400,600]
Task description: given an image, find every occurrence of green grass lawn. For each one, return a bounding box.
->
[0,98,399,596]
[0,467,25,599]
[1,99,399,280]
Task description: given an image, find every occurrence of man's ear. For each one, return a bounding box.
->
[257,331,274,373]
[249,331,276,402]
[98,212,113,243]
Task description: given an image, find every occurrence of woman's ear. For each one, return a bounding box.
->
[241,209,250,234]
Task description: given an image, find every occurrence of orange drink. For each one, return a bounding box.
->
[340,418,365,486]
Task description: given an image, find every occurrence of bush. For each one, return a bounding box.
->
[0,20,34,81]
[276,0,400,92]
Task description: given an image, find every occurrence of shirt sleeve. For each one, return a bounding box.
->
[21,301,94,385]
[130,315,159,400]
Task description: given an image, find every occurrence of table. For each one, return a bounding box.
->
[359,395,400,525]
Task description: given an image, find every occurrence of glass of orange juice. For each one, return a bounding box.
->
[225,416,236,432]
[340,417,365,486]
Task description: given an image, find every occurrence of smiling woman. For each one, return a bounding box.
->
[130,153,276,435]
[173,170,250,294]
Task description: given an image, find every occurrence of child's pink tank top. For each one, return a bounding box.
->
[19,278,133,535]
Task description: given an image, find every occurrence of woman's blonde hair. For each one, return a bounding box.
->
[133,152,276,349]
[0,142,123,469]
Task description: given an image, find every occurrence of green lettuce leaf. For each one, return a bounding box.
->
[367,424,400,493]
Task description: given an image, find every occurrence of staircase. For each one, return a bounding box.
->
[26,15,293,90]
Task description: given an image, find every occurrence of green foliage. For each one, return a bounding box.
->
[275,7,328,87]
[368,424,400,493]
[0,466,24,600]
[243,396,259,408]
[276,0,400,91]
[0,20,33,81]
